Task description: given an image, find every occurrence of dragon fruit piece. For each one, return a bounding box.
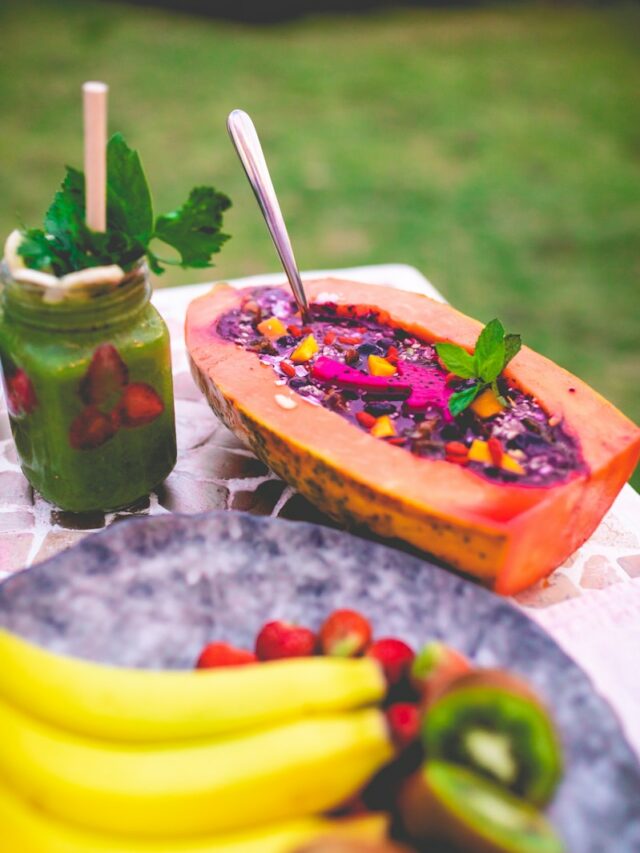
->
[398,361,453,421]
[311,356,411,395]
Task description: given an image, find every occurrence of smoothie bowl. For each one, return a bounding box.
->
[186,278,640,595]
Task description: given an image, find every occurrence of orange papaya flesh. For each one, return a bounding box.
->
[186,279,640,595]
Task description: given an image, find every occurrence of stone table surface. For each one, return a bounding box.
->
[1,263,639,754]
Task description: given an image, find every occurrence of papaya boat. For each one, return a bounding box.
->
[185,278,640,595]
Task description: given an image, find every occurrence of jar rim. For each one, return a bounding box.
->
[1,259,151,332]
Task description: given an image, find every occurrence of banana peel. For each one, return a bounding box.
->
[0,627,385,743]
[0,777,389,853]
[0,696,392,838]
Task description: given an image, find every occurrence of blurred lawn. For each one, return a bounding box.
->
[1,0,638,482]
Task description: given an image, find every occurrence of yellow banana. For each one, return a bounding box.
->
[0,697,393,838]
[0,627,384,742]
[0,778,389,853]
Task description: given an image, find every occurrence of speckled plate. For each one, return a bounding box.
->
[0,511,639,852]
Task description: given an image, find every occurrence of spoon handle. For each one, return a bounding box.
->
[227,109,310,321]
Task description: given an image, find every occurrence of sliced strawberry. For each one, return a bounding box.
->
[255,620,317,661]
[319,609,372,657]
[119,383,164,428]
[69,406,117,450]
[80,344,128,407]
[5,367,38,417]
[196,642,257,669]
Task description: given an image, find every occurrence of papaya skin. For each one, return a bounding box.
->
[186,278,640,595]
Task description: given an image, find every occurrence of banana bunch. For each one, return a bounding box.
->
[0,628,393,852]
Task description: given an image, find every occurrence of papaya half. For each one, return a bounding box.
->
[185,279,640,595]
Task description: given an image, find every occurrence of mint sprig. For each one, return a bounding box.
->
[18,133,231,277]
[435,319,522,416]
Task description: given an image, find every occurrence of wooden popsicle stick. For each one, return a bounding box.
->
[83,81,108,232]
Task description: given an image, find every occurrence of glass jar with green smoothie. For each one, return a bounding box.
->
[0,97,231,512]
[0,256,176,512]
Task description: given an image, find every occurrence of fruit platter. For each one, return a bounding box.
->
[1,511,640,853]
[1,88,640,853]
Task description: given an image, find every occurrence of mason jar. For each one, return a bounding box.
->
[0,257,176,512]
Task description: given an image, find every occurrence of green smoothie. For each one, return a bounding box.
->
[0,263,176,512]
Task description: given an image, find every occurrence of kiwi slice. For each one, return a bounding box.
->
[422,670,562,806]
[398,761,564,853]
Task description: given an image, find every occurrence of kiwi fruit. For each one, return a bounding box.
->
[398,761,564,853]
[422,670,562,806]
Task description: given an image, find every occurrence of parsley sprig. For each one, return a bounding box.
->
[435,319,522,416]
[18,133,231,277]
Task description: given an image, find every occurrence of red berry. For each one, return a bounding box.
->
[386,703,421,749]
[324,331,336,345]
[367,638,415,686]
[280,360,296,378]
[5,367,38,416]
[196,642,257,669]
[319,609,373,657]
[488,436,504,467]
[69,406,117,450]
[356,411,377,430]
[118,383,164,428]
[80,344,128,406]
[255,620,317,661]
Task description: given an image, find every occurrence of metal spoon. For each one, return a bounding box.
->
[227,109,310,322]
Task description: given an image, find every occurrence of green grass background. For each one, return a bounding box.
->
[1,0,638,484]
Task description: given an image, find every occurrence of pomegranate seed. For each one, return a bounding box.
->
[388,437,406,446]
[280,361,296,377]
[338,334,361,345]
[488,436,503,466]
[356,411,377,429]
[301,325,314,335]
[446,455,469,466]
[287,325,303,337]
[324,331,336,345]
[445,441,468,458]
[386,345,399,363]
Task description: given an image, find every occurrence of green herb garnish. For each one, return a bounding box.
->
[435,319,521,416]
[18,133,231,276]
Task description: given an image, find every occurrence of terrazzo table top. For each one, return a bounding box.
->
[1,263,639,755]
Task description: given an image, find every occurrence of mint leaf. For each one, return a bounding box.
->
[474,318,505,383]
[503,333,522,369]
[449,382,483,416]
[16,134,232,277]
[434,343,476,379]
[153,186,231,269]
[106,133,153,245]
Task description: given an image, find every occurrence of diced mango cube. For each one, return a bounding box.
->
[470,387,505,419]
[371,415,396,439]
[501,454,526,475]
[368,355,397,377]
[467,439,491,464]
[291,334,319,363]
[257,317,287,339]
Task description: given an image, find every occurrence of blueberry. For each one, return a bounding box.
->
[365,401,397,416]
[357,342,382,356]
[289,377,309,390]
[277,335,296,348]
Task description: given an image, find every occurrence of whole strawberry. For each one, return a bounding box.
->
[196,642,256,669]
[319,609,372,657]
[367,637,415,686]
[385,703,421,750]
[255,620,317,661]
